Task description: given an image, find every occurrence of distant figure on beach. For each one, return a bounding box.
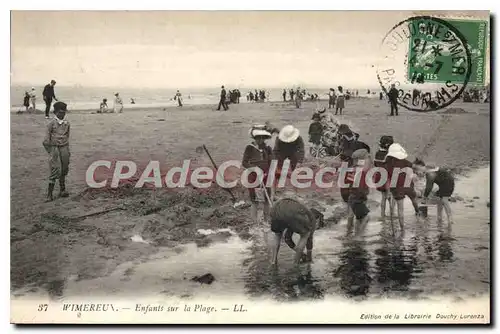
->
[174,90,183,107]
[236,89,241,104]
[335,86,345,115]
[98,99,108,113]
[388,84,399,116]
[328,88,336,109]
[283,89,287,102]
[23,91,30,113]
[217,86,228,111]
[130,98,136,104]
[290,89,295,101]
[379,92,384,100]
[259,90,265,102]
[255,90,259,102]
[43,80,58,119]
[295,87,302,108]
[29,87,37,111]
[114,93,123,113]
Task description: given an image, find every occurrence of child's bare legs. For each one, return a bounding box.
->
[305,233,313,262]
[263,201,270,223]
[380,191,388,219]
[396,199,405,230]
[410,197,420,215]
[250,203,259,224]
[355,215,369,239]
[346,207,355,237]
[270,232,282,265]
[437,199,444,223]
[293,231,311,264]
[442,197,453,225]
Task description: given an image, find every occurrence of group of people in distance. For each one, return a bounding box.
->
[21,80,58,118]
[98,93,126,113]
[240,108,455,266]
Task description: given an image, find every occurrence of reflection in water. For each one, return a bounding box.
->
[46,279,66,299]
[334,240,372,297]
[374,223,418,293]
[243,239,324,301]
[436,222,454,263]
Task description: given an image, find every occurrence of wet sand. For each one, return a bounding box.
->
[10,98,490,301]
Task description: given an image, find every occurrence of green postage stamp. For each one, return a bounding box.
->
[407,18,488,85]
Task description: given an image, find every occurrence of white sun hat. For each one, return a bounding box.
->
[251,129,272,138]
[278,125,300,143]
[387,143,408,160]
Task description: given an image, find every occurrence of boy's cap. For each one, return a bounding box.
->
[379,135,394,147]
[53,101,67,111]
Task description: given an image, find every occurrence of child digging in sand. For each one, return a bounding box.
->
[413,159,455,225]
[242,127,273,224]
[269,198,324,265]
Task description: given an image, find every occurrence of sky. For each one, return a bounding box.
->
[10,11,490,89]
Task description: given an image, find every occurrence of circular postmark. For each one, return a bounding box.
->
[376,16,472,112]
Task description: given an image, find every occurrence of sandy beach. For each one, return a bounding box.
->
[10,97,490,301]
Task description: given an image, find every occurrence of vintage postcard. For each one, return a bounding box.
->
[10,10,490,324]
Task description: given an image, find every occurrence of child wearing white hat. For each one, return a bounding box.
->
[242,127,273,224]
[273,125,305,172]
[384,143,420,231]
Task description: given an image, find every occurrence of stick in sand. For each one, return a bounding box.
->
[202,144,246,208]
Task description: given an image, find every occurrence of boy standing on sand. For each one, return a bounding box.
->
[114,93,123,113]
[388,84,399,116]
[43,101,71,202]
[217,86,229,111]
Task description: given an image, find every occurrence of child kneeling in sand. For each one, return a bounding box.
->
[242,127,273,224]
[413,159,455,225]
[269,198,324,265]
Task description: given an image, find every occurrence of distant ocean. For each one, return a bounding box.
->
[10,85,380,112]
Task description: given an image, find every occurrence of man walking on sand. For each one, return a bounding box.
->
[217,85,229,111]
[388,84,399,116]
[174,90,183,107]
[43,101,70,202]
[43,80,58,119]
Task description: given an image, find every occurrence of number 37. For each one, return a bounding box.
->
[38,304,48,312]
